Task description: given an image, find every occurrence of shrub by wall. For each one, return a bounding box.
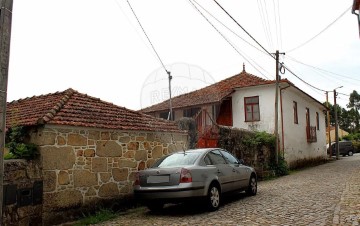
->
[218,126,276,178]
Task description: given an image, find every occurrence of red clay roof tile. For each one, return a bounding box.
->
[6,88,183,133]
[141,71,279,113]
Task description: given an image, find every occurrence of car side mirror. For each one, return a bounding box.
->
[238,159,244,165]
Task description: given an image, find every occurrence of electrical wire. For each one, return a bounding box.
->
[282,62,327,92]
[286,5,352,53]
[126,0,168,73]
[213,0,275,60]
[276,0,283,50]
[286,55,360,83]
[272,0,279,49]
[213,0,327,93]
[188,0,272,80]
[257,0,272,50]
[192,0,267,55]
[262,0,274,50]
[112,0,159,62]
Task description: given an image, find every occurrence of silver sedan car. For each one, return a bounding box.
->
[134,148,257,211]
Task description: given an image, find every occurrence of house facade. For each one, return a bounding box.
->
[141,67,327,168]
[5,88,188,225]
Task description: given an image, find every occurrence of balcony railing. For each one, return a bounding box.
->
[306,126,317,143]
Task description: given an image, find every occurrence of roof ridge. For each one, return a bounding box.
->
[37,88,75,124]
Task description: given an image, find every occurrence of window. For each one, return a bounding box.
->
[316,112,319,130]
[183,107,201,118]
[207,150,226,165]
[159,111,174,120]
[244,96,260,122]
[293,101,298,124]
[306,108,310,128]
[152,152,202,167]
[220,150,239,165]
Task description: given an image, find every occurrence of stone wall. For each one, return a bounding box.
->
[28,125,188,224]
[3,160,43,226]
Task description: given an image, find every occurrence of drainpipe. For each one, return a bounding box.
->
[280,85,291,157]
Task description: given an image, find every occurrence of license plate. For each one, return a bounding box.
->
[147,175,169,183]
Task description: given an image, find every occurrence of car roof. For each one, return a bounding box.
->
[173,148,220,154]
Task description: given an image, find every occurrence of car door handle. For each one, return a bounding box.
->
[232,169,236,172]
[217,170,221,174]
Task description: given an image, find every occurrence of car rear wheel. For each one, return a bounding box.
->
[348,151,353,156]
[207,184,220,211]
[246,175,257,196]
[146,202,164,212]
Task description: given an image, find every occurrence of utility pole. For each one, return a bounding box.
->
[0,0,13,222]
[167,71,172,121]
[274,50,284,164]
[326,92,332,158]
[334,89,340,160]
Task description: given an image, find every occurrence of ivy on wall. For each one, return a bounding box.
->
[5,126,39,160]
[176,117,198,149]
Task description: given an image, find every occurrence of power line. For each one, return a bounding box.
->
[113,0,159,61]
[262,0,274,50]
[276,0,283,50]
[282,63,327,92]
[286,55,360,83]
[213,0,327,93]
[191,0,267,55]
[213,0,275,60]
[286,5,352,53]
[257,0,272,50]
[188,0,272,80]
[126,0,173,119]
[338,92,350,97]
[126,0,168,73]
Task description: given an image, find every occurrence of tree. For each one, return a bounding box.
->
[347,90,360,133]
[348,90,360,111]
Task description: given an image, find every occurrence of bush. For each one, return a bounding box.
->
[5,126,39,160]
[242,131,276,149]
[269,156,289,176]
[353,141,360,153]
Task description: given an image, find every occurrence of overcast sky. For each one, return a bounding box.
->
[7,0,360,110]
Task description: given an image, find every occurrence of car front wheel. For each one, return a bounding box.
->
[348,151,353,156]
[207,184,220,211]
[246,175,257,196]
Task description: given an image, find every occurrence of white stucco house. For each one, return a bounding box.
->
[141,66,328,168]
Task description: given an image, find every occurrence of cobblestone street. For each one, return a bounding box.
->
[97,154,360,226]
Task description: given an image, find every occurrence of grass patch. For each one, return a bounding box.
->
[74,209,118,226]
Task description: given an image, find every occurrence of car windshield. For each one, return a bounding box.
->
[152,152,201,168]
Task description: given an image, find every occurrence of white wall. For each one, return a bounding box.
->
[232,84,327,165]
[281,87,327,164]
[232,85,276,132]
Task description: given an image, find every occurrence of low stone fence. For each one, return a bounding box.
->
[2,160,43,226]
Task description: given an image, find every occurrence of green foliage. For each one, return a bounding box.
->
[177,117,198,149]
[343,133,360,141]
[243,131,276,148]
[324,96,360,133]
[4,152,16,160]
[5,126,39,160]
[74,209,118,226]
[269,156,289,176]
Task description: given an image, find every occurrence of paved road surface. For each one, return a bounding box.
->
[97,154,360,226]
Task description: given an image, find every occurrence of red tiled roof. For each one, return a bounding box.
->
[141,70,280,113]
[6,89,184,133]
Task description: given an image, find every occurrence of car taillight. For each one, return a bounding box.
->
[180,168,192,183]
[134,172,140,186]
